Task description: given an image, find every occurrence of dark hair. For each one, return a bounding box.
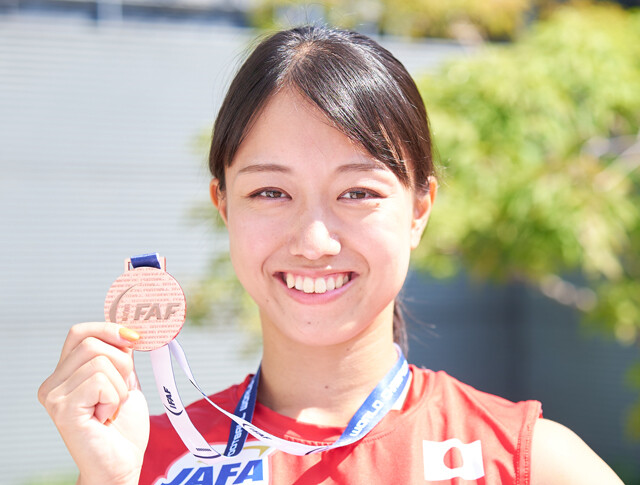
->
[209,25,435,353]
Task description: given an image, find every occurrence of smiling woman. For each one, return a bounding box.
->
[208,26,437,354]
[38,25,623,485]
[211,88,430,355]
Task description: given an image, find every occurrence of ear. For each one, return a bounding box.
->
[209,178,228,226]
[410,176,437,249]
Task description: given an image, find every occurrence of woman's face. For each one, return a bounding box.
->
[211,89,434,349]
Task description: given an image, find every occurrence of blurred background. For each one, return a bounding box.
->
[1,0,639,483]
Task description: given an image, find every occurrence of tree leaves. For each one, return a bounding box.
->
[413,4,640,434]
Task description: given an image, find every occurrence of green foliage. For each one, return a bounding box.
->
[250,0,382,34]
[412,3,640,432]
[414,2,640,326]
[379,0,531,40]
[249,0,574,41]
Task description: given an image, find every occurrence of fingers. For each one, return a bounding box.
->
[45,356,130,425]
[38,322,140,412]
[52,336,134,390]
[59,322,138,362]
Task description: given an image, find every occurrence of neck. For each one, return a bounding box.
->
[258,312,399,427]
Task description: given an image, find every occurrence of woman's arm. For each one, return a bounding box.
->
[531,418,623,485]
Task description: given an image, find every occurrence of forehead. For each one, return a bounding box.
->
[230,89,387,173]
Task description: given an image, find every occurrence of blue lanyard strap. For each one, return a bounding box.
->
[225,347,410,457]
[130,252,162,269]
[224,367,260,456]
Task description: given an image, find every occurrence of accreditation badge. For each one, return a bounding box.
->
[104,255,186,351]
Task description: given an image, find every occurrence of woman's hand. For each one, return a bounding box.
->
[38,322,150,485]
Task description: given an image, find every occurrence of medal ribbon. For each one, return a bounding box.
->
[132,254,411,463]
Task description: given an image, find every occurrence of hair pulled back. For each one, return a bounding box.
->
[209,25,435,352]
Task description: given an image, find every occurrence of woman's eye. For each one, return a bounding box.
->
[252,189,287,199]
[340,189,379,200]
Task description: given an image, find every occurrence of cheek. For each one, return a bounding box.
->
[226,211,282,282]
[228,219,259,267]
[359,208,413,278]
[227,226,269,309]
[381,205,414,266]
[375,232,412,279]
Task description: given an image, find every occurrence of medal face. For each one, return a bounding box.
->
[104,267,186,351]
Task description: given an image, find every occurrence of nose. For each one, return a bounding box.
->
[289,215,341,260]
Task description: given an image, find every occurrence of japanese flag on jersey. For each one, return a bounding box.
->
[422,439,485,481]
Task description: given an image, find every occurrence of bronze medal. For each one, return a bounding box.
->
[104,261,186,351]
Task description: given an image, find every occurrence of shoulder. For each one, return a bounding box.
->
[419,368,542,425]
[531,418,623,485]
[411,368,548,482]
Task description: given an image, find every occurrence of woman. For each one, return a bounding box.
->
[39,25,622,484]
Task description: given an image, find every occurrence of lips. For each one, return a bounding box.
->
[282,272,351,294]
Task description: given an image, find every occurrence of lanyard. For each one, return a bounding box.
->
[128,254,411,464]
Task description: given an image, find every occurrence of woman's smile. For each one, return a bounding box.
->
[283,271,352,294]
[272,270,357,306]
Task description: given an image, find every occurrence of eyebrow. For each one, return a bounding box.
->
[237,160,388,175]
[335,161,389,174]
[237,163,292,175]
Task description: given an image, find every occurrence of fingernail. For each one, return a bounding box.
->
[110,405,121,422]
[127,372,140,391]
[119,327,140,342]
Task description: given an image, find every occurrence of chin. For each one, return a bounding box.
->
[270,314,384,349]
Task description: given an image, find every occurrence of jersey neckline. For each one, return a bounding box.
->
[231,364,431,447]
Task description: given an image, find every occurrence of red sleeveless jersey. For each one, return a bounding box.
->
[140,366,542,485]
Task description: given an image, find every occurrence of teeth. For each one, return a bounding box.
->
[286,273,295,288]
[303,277,315,293]
[314,278,327,294]
[285,272,350,293]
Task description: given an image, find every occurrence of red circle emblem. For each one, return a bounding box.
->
[104,267,186,351]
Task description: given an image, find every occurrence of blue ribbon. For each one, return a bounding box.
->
[130,253,162,269]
